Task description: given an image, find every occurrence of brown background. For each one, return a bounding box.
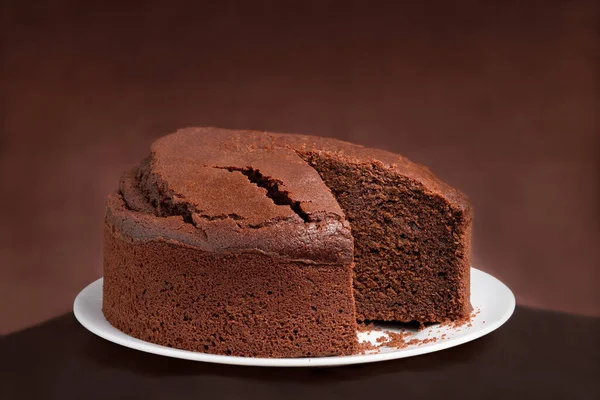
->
[2,0,599,335]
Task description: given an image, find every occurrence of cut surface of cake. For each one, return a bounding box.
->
[102,127,472,357]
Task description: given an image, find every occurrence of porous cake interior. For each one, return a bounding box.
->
[300,151,471,323]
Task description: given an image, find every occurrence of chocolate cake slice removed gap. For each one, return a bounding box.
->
[297,150,472,324]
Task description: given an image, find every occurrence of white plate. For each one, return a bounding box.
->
[74,267,514,367]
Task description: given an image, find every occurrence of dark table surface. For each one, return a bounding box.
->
[3,306,599,399]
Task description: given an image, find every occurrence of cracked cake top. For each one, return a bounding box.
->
[105,128,353,265]
[105,127,470,265]
[142,128,346,226]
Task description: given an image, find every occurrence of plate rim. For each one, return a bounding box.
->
[73,267,515,367]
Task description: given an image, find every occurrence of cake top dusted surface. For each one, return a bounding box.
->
[106,127,470,263]
[147,129,345,227]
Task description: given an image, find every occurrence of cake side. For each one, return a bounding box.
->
[103,218,357,357]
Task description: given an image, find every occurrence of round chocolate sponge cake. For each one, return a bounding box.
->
[103,127,472,358]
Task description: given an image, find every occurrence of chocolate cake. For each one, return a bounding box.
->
[103,127,472,358]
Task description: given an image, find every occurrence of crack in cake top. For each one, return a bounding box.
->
[143,127,346,228]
